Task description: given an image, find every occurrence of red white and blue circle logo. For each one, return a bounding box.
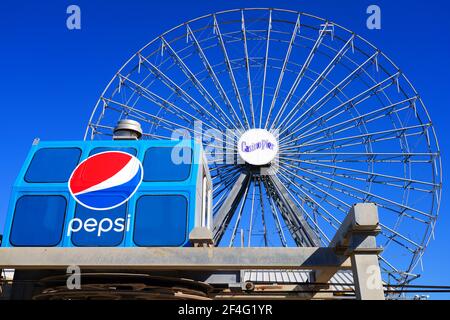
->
[68,151,144,211]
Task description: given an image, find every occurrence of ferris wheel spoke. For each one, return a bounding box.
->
[277,165,351,212]
[378,255,401,279]
[212,163,240,180]
[211,167,240,183]
[137,54,233,128]
[277,165,423,251]
[264,185,289,247]
[112,76,241,144]
[90,109,172,140]
[277,51,381,139]
[272,33,356,131]
[103,96,238,150]
[275,169,342,228]
[281,123,431,151]
[212,168,242,192]
[278,157,438,188]
[270,22,331,130]
[278,166,366,234]
[266,176,331,245]
[102,102,162,128]
[213,183,242,207]
[246,179,256,246]
[213,173,251,244]
[278,163,379,209]
[266,174,326,246]
[380,223,422,250]
[289,163,433,195]
[280,71,402,143]
[104,87,191,127]
[213,190,228,210]
[140,132,172,139]
[279,161,412,219]
[307,167,432,194]
[210,163,239,174]
[278,161,434,220]
[381,234,417,254]
[289,164,429,224]
[186,25,244,129]
[283,133,428,157]
[114,75,199,123]
[284,152,438,161]
[229,175,251,247]
[240,10,256,128]
[285,97,418,146]
[213,15,250,129]
[160,36,243,130]
[259,9,272,129]
[256,177,269,246]
[264,13,300,130]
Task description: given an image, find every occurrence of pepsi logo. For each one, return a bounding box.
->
[68,151,143,211]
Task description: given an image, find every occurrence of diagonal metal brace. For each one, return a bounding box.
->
[266,175,321,247]
[213,173,251,244]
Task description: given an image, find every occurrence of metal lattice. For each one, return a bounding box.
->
[85,8,442,286]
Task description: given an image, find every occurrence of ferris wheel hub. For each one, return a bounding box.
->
[237,129,278,166]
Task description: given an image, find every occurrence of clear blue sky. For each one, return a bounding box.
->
[0,0,449,298]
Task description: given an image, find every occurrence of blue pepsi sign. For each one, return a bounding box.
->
[1,140,210,248]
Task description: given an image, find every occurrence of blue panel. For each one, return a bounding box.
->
[2,139,204,249]
[89,147,137,156]
[134,195,187,246]
[10,195,66,246]
[71,204,127,246]
[143,147,191,181]
[24,148,81,183]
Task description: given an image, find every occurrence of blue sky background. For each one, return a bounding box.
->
[0,0,449,298]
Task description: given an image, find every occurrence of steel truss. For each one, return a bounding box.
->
[84,8,442,288]
[0,203,386,300]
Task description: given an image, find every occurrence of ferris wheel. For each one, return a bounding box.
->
[85,8,442,286]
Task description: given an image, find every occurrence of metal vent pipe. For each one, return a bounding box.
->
[113,119,143,140]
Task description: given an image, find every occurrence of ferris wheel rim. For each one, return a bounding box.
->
[84,8,442,286]
[84,8,435,140]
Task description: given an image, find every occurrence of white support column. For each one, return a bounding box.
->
[351,253,384,300]
[312,203,384,300]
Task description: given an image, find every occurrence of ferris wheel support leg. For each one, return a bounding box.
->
[351,253,384,300]
[213,173,251,245]
[342,203,384,300]
[312,203,384,300]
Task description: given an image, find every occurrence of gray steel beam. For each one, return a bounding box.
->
[312,203,384,300]
[328,203,382,254]
[266,175,321,246]
[0,247,350,270]
[213,173,251,244]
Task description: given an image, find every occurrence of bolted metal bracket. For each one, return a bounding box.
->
[189,227,214,247]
